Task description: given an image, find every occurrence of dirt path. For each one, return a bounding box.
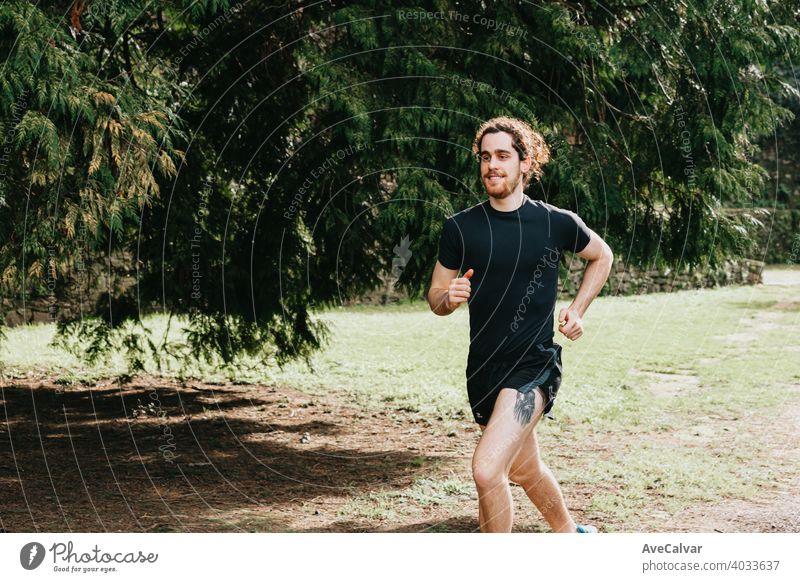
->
[0,375,482,532]
[654,268,800,533]
[655,397,800,533]
[1,371,798,532]
[762,269,800,286]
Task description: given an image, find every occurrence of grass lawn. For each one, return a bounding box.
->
[1,269,799,531]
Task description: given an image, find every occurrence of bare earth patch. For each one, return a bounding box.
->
[716,331,761,344]
[762,270,800,286]
[627,368,701,398]
[1,370,798,533]
[0,375,484,533]
[718,309,799,344]
[659,402,800,533]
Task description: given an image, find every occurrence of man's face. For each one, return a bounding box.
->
[478,131,531,199]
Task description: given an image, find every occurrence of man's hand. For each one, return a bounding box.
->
[447,268,473,310]
[558,305,583,341]
[558,230,613,339]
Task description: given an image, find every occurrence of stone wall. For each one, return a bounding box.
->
[358,256,764,306]
[3,256,767,321]
[557,257,764,299]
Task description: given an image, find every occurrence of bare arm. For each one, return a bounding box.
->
[427,261,469,316]
[571,229,614,316]
[558,230,613,340]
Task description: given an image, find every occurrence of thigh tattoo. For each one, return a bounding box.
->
[513,389,538,426]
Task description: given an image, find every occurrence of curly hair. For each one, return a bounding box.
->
[471,116,550,188]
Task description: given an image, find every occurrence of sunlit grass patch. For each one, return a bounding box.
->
[336,475,474,522]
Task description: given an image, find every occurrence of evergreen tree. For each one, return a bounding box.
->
[1,0,798,372]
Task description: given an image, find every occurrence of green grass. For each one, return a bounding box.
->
[3,277,799,426]
[336,475,474,522]
[2,270,799,529]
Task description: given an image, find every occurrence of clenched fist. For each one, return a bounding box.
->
[558,306,583,341]
[447,268,474,309]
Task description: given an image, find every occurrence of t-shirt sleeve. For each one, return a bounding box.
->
[437,217,463,270]
[552,208,592,253]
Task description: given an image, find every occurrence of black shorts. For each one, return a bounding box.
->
[466,342,563,426]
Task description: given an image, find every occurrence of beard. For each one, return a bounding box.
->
[485,173,520,198]
[487,188,513,199]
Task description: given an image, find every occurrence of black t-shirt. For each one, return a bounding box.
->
[437,195,592,365]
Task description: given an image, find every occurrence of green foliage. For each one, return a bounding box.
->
[1,0,799,371]
[0,0,185,300]
[746,208,800,262]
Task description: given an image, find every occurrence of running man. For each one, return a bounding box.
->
[427,116,613,533]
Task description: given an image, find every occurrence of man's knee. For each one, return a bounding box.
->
[509,459,546,486]
[472,457,507,490]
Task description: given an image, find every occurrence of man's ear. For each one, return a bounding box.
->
[521,156,532,175]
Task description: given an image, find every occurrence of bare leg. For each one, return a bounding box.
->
[506,422,577,532]
[477,387,577,532]
[471,387,545,532]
